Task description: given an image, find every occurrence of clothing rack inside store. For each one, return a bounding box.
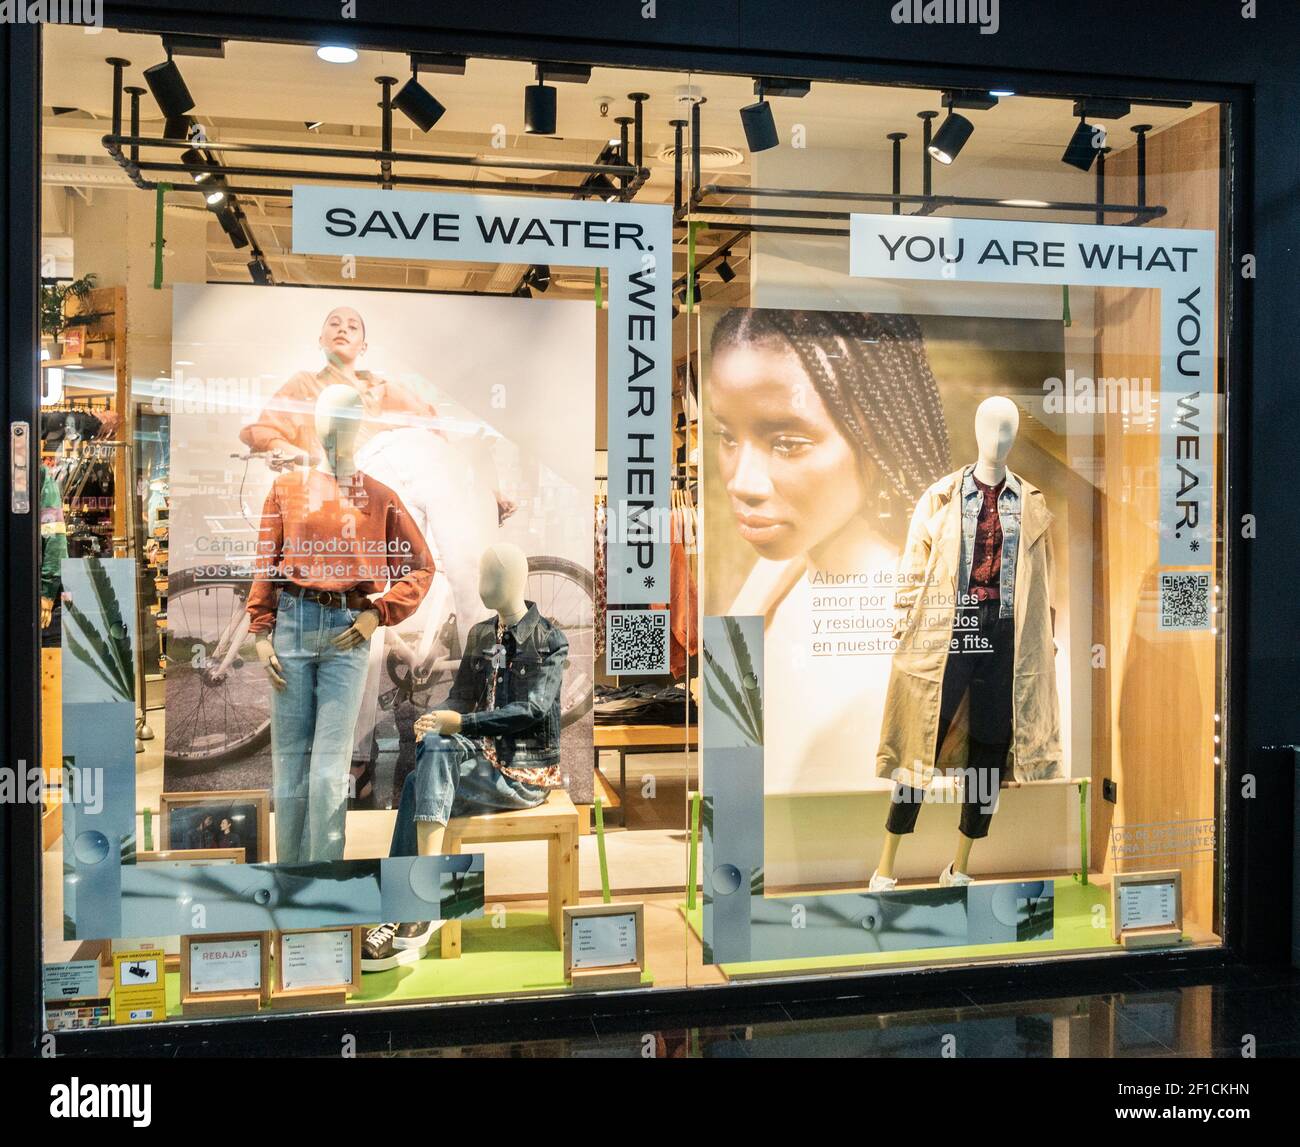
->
[49,394,114,412]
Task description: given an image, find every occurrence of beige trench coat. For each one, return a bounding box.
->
[875,466,1062,789]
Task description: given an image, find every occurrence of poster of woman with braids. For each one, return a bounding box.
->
[703,307,1071,800]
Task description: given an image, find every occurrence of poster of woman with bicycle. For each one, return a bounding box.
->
[162,284,597,857]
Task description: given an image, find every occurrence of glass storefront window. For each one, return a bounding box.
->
[35,22,1227,1034]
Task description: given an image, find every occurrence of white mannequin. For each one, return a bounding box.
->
[257,385,381,689]
[412,542,530,855]
[873,396,1020,886]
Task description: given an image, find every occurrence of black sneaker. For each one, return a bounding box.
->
[391,920,441,950]
[360,923,420,972]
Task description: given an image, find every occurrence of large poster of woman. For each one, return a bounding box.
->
[162,285,596,818]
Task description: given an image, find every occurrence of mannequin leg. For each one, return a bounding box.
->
[951,602,1015,875]
[304,615,372,862]
[269,602,314,865]
[416,820,446,857]
[951,831,975,876]
[875,830,903,878]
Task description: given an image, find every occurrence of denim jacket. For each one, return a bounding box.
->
[440,601,567,768]
[957,466,1022,619]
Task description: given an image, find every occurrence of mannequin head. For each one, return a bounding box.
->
[478,542,529,622]
[974,396,1020,467]
[314,384,364,476]
[319,306,367,369]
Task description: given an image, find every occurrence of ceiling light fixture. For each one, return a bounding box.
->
[716,255,737,283]
[393,62,447,133]
[530,264,551,293]
[203,177,228,207]
[739,81,778,153]
[180,147,212,182]
[216,205,250,249]
[143,56,195,118]
[1062,116,1105,171]
[248,257,273,286]
[162,115,196,141]
[317,45,358,64]
[524,66,557,134]
[928,110,974,165]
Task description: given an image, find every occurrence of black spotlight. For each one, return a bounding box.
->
[716,256,736,284]
[530,265,551,293]
[1062,117,1104,171]
[247,258,273,286]
[144,57,195,118]
[217,206,250,249]
[928,111,974,165]
[180,148,213,183]
[586,173,620,201]
[524,73,557,135]
[393,69,446,133]
[163,115,195,141]
[202,176,228,208]
[739,90,778,153]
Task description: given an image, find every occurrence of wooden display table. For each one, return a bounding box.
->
[593,723,698,826]
[439,789,580,958]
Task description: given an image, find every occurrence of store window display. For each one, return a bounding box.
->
[249,385,434,863]
[30,19,1230,1033]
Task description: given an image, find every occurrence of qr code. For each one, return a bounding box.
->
[1158,572,1211,631]
[606,610,670,674]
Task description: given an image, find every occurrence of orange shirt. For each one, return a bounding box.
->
[246,467,433,634]
[239,367,438,460]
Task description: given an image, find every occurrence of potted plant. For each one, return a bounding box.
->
[40,272,97,357]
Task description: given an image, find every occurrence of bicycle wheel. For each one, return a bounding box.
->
[526,556,595,728]
[163,565,271,767]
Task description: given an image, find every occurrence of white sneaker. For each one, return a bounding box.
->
[868,870,898,892]
[939,863,972,888]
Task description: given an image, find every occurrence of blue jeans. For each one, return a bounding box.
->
[389,733,547,857]
[270,592,371,864]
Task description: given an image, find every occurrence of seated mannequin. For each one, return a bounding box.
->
[361,542,569,969]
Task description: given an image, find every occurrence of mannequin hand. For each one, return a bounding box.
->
[332,608,379,650]
[415,710,462,742]
[494,490,518,524]
[40,597,53,629]
[255,636,286,691]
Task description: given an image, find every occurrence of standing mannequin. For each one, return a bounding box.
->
[871,396,1061,889]
[248,384,432,863]
[360,542,569,967]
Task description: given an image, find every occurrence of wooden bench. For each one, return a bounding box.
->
[439,789,580,958]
